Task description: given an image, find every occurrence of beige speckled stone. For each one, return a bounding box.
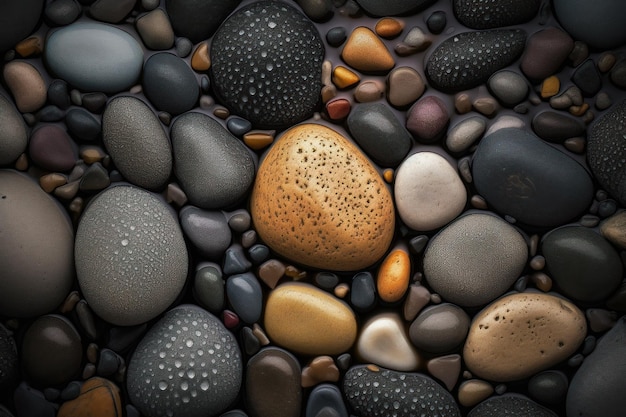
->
[251,123,395,271]
[463,292,586,382]
[264,282,357,356]
[3,61,47,113]
[341,27,395,73]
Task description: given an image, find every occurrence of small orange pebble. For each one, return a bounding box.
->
[80,146,106,164]
[57,377,123,417]
[244,130,275,150]
[332,66,360,89]
[40,173,67,193]
[191,42,211,72]
[301,355,340,387]
[326,98,351,120]
[541,75,560,98]
[334,283,350,298]
[15,36,43,57]
[375,17,404,39]
[383,168,394,183]
[569,102,589,116]
[377,244,410,303]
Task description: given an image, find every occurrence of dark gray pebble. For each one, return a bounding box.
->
[426,11,446,34]
[409,303,470,353]
[89,0,135,23]
[107,324,148,353]
[37,105,65,122]
[314,272,340,291]
[242,326,261,356]
[223,244,252,275]
[143,53,199,115]
[468,394,557,417]
[226,272,263,324]
[610,58,626,89]
[355,0,436,16]
[0,0,45,53]
[175,37,193,58]
[165,0,241,43]
[571,59,602,97]
[247,244,270,264]
[66,108,101,142]
[226,117,252,137]
[306,384,348,417]
[351,272,377,313]
[79,162,110,191]
[326,27,347,47]
[180,206,231,259]
[47,79,71,109]
[81,92,108,114]
[296,0,333,21]
[531,111,585,143]
[45,0,82,26]
[453,0,540,29]
[220,411,249,417]
[60,380,82,401]
[194,265,225,313]
[13,383,56,417]
[96,348,122,376]
[0,95,28,165]
[528,370,568,405]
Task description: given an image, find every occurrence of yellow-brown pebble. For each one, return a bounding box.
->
[463,292,586,382]
[341,27,395,73]
[601,211,626,249]
[264,282,358,356]
[191,42,211,72]
[301,356,340,387]
[243,130,275,150]
[375,18,404,39]
[541,75,560,98]
[377,245,410,303]
[251,123,395,271]
[332,66,360,89]
[57,377,122,417]
[15,36,43,57]
[457,379,494,407]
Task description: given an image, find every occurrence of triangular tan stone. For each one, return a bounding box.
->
[341,27,395,72]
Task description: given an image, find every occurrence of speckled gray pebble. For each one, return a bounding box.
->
[127,304,242,417]
[75,185,188,326]
[226,272,263,324]
[0,95,28,165]
[180,206,231,259]
[468,394,557,417]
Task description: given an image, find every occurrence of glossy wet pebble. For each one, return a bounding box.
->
[127,304,242,417]
[423,213,527,307]
[464,292,586,382]
[468,394,557,417]
[0,170,74,317]
[251,124,395,271]
[453,0,540,29]
[75,185,188,326]
[409,304,470,354]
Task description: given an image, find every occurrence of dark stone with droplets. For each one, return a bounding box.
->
[468,394,557,417]
[426,29,526,92]
[210,1,324,129]
[454,0,541,29]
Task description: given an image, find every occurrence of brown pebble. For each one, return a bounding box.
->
[541,76,560,98]
[165,183,188,207]
[60,291,81,314]
[341,27,395,73]
[375,17,404,38]
[301,355,340,387]
[600,211,626,249]
[586,308,617,333]
[458,379,494,407]
[334,283,350,298]
[598,52,616,73]
[470,195,488,210]
[82,363,96,380]
[252,323,270,346]
[354,80,385,102]
[241,230,257,248]
[569,102,589,116]
[191,42,211,72]
[568,41,589,67]
[529,234,539,257]
[57,377,123,417]
[383,168,394,183]
[40,173,67,193]
[403,284,431,321]
[472,97,499,117]
[387,66,425,107]
[285,265,306,280]
[55,180,81,200]
[87,343,99,364]
[213,107,230,119]
[564,137,586,154]
[15,153,28,171]
[80,146,106,164]
[258,259,286,289]
[15,36,43,57]
[332,66,360,89]
[455,93,472,114]
[3,61,47,113]
[321,84,337,103]
[530,272,552,292]
[135,8,175,50]
[326,98,351,120]
[426,354,461,391]
[529,255,546,271]
[244,130,275,150]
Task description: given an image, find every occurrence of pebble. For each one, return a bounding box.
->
[21,314,83,386]
[3,61,47,113]
[102,96,172,190]
[191,43,211,72]
[45,0,81,26]
[357,312,421,371]
[354,80,385,102]
[453,0,540,29]
[194,265,225,313]
[0,170,74,317]
[571,59,602,97]
[305,384,348,417]
[427,10,446,34]
[143,52,199,115]
[531,111,585,143]
[541,76,560,99]
[457,379,493,408]
[446,116,486,153]
[57,377,122,417]
[528,370,568,405]
[426,354,461,391]
[223,244,252,275]
[472,128,594,227]
[375,17,403,39]
[406,96,449,143]
[423,213,527,307]
[165,0,240,43]
[211,1,324,128]
[567,316,626,417]
[403,284,431,321]
[135,8,175,50]
[355,0,436,16]
[79,162,110,191]
[601,210,626,249]
[426,29,526,92]
[296,0,333,21]
[610,58,626,89]
[0,95,28,165]
[127,304,242,417]
[171,112,255,209]
[75,185,188,325]
[409,303,470,354]
[264,282,357,355]
[376,245,410,303]
[0,1,44,52]
[487,70,528,107]
[81,92,108,113]
[66,108,101,142]
[347,102,412,167]
[45,22,144,93]
[542,226,622,303]
[326,27,347,47]
[246,347,301,417]
[341,27,395,73]
[180,207,231,259]
[350,272,377,313]
[226,273,263,324]
[13,382,56,417]
[387,66,425,108]
[396,27,431,55]
[468,394,557,417]
[96,348,122,376]
[463,292,587,382]
[89,0,135,23]
[394,152,466,231]
[332,66,360,89]
[343,365,461,417]
[251,124,395,271]
[174,37,193,58]
[302,357,340,388]
[520,27,574,81]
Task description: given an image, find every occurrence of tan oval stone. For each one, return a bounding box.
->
[463,292,587,382]
[3,61,47,113]
[251,123,395,271]
[341,27,395,73]
[264,282,358,356]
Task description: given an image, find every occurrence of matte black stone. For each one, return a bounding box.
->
[226,117,252,137]
[211,1,324,129]
[248,244,270,264]
[47,79,71,109]
[571,59,602,97]
[528,370,569,405]
[351,272,376,313]
[355,0,436,16]
[427,10,447,34]
[531,111,586,143]
[38,105,65,122]
[472,128,594,227]
[306,384,348,417]
[81,92,107,114]
[0,0,45,53]
[89,0,135,23]
[45,0,82,26]
[165,0,241,43]
[426,30,526,92]
[454,0,541,29]
[106,324,148,353]
[468,394,557,417]
[66,108,101,141]
[97,348,122,376]
[314,272,340,291]
[326,26,347,47]
[143,53,199,115]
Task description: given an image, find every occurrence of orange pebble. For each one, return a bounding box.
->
[191,42,211,72]
[375,17,404,39]
[326,98,351,120]
[332,66,360,89]
[377,245,410,303]
[541,75,560,99]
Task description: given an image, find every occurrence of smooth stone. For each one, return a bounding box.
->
[135,8,175,50]
[210,1,324,129]
[487,70,528,107]
[0,0,45,52]
[65,108,101,142]
[355,0,436,16]
[89,0,135,23]
[45,22,143,93]
[343,365,461,417]
[0,170,74,317]
[354,80,385,102]
[97,349,121,376]
[0,95,28,165]
[258,259,286,288]
[610,59,626,89]
[296,0,333,21]
[341,27,395,73]
[469,394,558,417]
[376,245,410,303]
[226,272,263,324]
[472,128,594,227]
[531,111,585,143]
[226,117,252,137]
[347,102,412,167]
[194,265,224,313]
[572,59,602,97]
[520,27,574,81]
[180,207,231,259]
[553,0,626,50]
[247,244,270,265]
[29,125,76,171]
[264,282,357,355]
[463,292,587,382]
[57,377,122,417]
[82,92,107,113]
[423,213,527,307]
[0,324,18,390]
[326,27,346,47]
[251,124,395,271]
[21,315,82,387]
[542,226,622,303]
[426,29,526,92]
[601,210,626,249]
[403,284,431,321]
[409,303,470,354]
[351,272,377,313]
[458,379,493,408]
[587,100,626,205]
[79,162,110,191]
[406,96,449,143]
[446,116,486,153]
[47,79,70,109]
[175,37,193,58]
[427,10,447,34]
[426,354,461,391]
[246,347,301,417]
[3,61,47,113]
[394,152,466,231]
[45,0,81,26]
[387,66,425,107]
[13,382,56,417]
[356,312,421,371]
[143,52,198,115]
[306,384,348,417]
[171,112,255,209]
[75,185,188,326]
[301,356,340,388]
[165,0,241,43]
[127,305,242,417]
[528,370,568,405]
[453,0,540,29]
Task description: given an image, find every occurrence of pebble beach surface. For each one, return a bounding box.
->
[1,1,626,416]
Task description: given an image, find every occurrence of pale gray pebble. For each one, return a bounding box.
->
[446,116,486,153]
[180,206,231,259]
[226,272,263,324]
[487,70,528,107]
[223,244,252,275]
[45,0,82,26]
[194,264,225,313]
[175,37,193,57]
[0,94,28,165]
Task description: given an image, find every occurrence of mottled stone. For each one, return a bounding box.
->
[45,0,81,26]
[454,0,540,29]
[487,70,528,107]
[406,96,449,143]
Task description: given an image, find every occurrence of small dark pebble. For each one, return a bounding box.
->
[60,380,82,401]
[45,0,82,26]
[97,348,122,377]
[37,105,65,122]
[326,27,347,47]
[315,272,340,291]
[527,370,568,405]
[581,335,596,356]
[248,244,270,264]
[47,79,71,109]
[66,108,101,142]
[227,117,252,137]
[426,10,446,34]
[351,272,377,313]
[571,59,602,97]
[223,244,252,275]
[13,383,56,417]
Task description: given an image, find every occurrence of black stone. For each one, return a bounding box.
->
[47,79,71,109]
[165,0,241,43]
[13,383,56,417]
[468,394,557,417]
[326,27,347,47]
[0,0,45,53]
[427,10,447,34]
[38,105,65,122]
[454,0,541,29]
[223,244,252,275]
[426,30,526,92]
[66,108,101,142]
[97,348,122,376]
[314,272,340,291]
[306,384,348,417]
[355,0,436,16]
[350,272,376,313]
[220,411,249,417]
[531,111,585,143]
[143,53,199,116]
[45,0,81,26]
[226,117,252,137]
[571,59,602,97]
[472,128,594,227]
[248,244,270,264]
[211,1,324,129]
[60,380,81,401]
[106,324,148,353]
[528,370,569,405]
[81,92,107,114]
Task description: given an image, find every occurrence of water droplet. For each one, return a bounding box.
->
[158,381,168,391]
[121,239,129,246]
[186,339,194,348]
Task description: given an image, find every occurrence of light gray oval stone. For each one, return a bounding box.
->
[127,304,242,417]
[171,112,255,209]
[45,22,143,93]
[446,116,486,153]
[103,96,172,190]
[180,207,231,259]
[0,95,28,165]
[75,185,188,326]
[488,70,529,107]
